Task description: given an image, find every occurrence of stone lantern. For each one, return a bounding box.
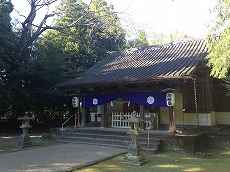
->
[18,112,33,148]
[121,111,148,165]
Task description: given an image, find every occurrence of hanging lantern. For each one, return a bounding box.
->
[72,97,79,108]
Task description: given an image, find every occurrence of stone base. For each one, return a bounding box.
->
[18,135,32,148]
[121,153,148,166]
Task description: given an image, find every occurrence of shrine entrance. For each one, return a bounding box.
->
[83,92,167,130]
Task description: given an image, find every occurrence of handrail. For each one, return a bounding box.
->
[61,114,75,137]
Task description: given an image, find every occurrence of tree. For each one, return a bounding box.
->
[127,29,149,48]
[42,0,126,73]
[0,0,10,8]
[150,31,191,46]
[137,29,149,47]
[90,0,126,51]
[0,0,14,77]
[168,30,191,43]
[0,0,63,117]
[151,32,165,45]
[206,0,230,79]
[0,0,126,119]
[0,0,14,116]
[12,0,125,53]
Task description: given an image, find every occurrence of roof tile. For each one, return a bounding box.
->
[57,39,208,88]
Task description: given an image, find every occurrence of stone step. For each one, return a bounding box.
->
[61,135,161,147]
[62,131,161,143]
[57,137,159,153]
[51,128,162,153]
[56,139,158,153]
[57,127,165,137]
[59,127,130,136]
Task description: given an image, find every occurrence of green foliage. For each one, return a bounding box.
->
[0,0,126,121]
[150,31,192,46]
[207,26,230,78]
[151,32,165,45]
[90,0,126,51]
[137,29,149,47]
[128,30,191,48]
[0,0,14,115]
[0,0,68,118]
[206,0,230,79]
[127,29,149,48]
[44,0,126,73]
[168,30,190,43]
[0,0,13,68]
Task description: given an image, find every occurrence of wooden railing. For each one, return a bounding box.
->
[111,112,158,129]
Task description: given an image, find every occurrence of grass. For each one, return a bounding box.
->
[0,135,59,154]
[1,135,229,172]
[74,148,230,172]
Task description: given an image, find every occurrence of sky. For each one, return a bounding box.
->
[105,0,217,38]
[11,0,218,39]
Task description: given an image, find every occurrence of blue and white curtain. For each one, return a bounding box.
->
[82,92,168,108]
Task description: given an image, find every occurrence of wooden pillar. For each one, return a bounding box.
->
[140,105,145,130]
[77,97,81,127]
[94,114,98,127]
[81,108,86,127]
[168,106,176,133]
[100,104,106,128]
[74,107,77,128]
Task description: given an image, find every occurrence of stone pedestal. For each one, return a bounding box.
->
[19,131,32,148]
[122,130,148,165]
[18,112,33,148]
[121,111,148,165]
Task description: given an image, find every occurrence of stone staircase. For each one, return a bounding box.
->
[50,127,163,153]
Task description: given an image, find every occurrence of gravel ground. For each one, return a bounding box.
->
[0,136,126,172]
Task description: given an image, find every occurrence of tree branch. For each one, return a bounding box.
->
[16,0,117,53]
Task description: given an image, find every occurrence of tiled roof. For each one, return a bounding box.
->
[57,39,208,88]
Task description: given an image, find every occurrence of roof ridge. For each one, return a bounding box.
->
[121,39,205,55]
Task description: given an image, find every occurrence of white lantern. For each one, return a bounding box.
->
[72,97,79,108]
[166,93,175,106]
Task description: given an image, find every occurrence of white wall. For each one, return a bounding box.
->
[216,112,230,124]
[160,107,169,124]
[183,113,215,126]
[174,92,184,124]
